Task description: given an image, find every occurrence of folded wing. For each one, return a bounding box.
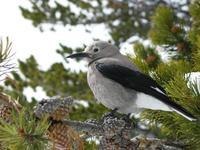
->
[96,63,196,121]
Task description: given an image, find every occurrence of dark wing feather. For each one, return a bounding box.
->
[96,63,196,120]
[96,63,165,94]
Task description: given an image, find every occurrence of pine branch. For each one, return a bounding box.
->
[33,96,185,150]
[0,94,187,149]
[61,117,185,150]
[62,120,103,135]
[131,136,185,150]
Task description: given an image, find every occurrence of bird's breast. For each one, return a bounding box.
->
[87,66,137,113]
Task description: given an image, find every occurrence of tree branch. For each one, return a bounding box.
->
[33,96,185,150]
[61,118,185,150]
[62,119,103,135]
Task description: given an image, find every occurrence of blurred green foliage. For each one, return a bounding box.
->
[19,0,190,45]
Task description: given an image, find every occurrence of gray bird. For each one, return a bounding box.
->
[67,41,196,121]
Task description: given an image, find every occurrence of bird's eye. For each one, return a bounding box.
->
[93,48,99,52]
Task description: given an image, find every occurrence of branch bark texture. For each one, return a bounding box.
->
[34,97,185,150]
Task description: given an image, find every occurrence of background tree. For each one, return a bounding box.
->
[19,0,190,45]
[1,0,200,149]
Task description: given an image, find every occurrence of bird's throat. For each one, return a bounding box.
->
[88,57,104,66]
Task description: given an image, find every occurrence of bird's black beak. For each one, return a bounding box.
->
[66,52,91,59]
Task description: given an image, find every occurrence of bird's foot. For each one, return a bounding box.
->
[100,108,118,123]
[121,113,132,124]
[107,108,118,117]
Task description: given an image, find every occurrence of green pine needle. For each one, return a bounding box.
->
[0,37,12,63]
[0,109,49,150]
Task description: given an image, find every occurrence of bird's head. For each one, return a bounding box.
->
[66,41,119,65]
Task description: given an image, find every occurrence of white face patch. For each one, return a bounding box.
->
[84,45,93,52]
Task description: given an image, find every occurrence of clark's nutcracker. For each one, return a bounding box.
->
[67,41,196,121]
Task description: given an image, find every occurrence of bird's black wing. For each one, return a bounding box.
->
[96,63,165,94]
[96,63,196,120]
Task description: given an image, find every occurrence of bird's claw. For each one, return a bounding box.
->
[121,113,132,124]
[100,108,118,123]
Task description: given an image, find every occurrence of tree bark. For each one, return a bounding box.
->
[34,97,185,150]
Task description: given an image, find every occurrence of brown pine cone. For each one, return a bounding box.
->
[34,97,73,120]
[47,123,84,150]
[50,106,70,121]
[145,55,156,64]
[171,26,181,33]
[0,105,12,123]
[176,42,186,52]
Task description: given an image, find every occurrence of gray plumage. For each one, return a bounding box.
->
[87,41,170,113]
[67,41,196,121]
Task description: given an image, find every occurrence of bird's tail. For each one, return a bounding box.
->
[160,94,197,121]
[161,97,197,121]
[149,89,197,121]
[171,107,197,121]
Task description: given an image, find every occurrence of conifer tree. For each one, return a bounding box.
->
[1,0,200,149]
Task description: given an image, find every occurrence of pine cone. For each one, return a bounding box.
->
[47,122,84,150]
[0,92,21,112]
[100,136,136,150]
[101,115,132,138]
[0,105,12,123]
[99,114,134,150]
[145,55,156,64]
[50,106,70,121]
[176,42,186,52]
[171,26,181,33]
[34,97,73,120]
